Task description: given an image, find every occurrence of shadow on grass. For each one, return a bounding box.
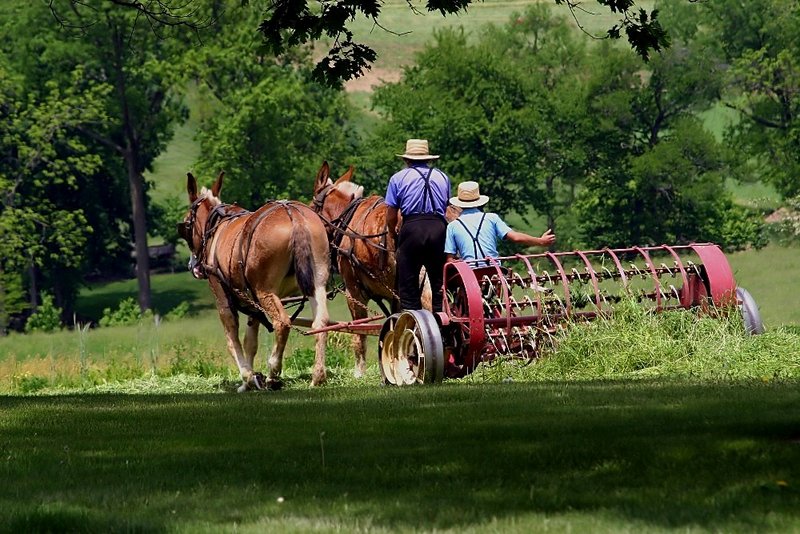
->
[1,381,799,532]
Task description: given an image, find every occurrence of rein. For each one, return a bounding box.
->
[314,194,390,251]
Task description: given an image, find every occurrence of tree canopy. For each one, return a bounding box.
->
[255,0,669,86]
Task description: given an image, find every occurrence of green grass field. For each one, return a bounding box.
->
[1,382,798,532]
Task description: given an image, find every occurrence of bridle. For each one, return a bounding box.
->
[312,184,389,248]
[311,183,335,213]
[182,195,246,279]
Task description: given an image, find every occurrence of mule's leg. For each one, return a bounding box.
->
[214,301,255,392]
[260,293,292,389]
[339,262,368,378]
[347,290,370,378]
[243,317,260,373]
[308,282,330,386]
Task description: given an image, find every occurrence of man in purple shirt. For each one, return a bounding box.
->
[385,139,451,312]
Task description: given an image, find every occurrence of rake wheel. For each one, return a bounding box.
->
[378,310,444,385]
[737,287,764,335]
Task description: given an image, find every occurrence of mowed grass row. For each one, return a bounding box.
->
[0,243,796,393]
[1,382,798,533]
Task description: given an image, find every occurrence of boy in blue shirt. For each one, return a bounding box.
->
[445,181,555,263]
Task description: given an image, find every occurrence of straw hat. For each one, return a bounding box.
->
[397,139,439,160]
[450,181,489,208]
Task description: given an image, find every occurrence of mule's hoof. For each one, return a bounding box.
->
[266,378,283,391]
[251,372,268,390]
[237,382,249,393]
[311,371,327,387]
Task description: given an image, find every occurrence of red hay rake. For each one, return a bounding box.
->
[375,243,763,386]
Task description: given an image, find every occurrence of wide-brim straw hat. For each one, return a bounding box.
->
[450,181,489,208]
[397,139,439,160]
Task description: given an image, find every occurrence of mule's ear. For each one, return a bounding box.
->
[187,172,198,203]
[314,161,331,193]
[334,165,355,185]
[211,171,225,198]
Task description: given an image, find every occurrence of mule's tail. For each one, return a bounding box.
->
[289,206,317,297]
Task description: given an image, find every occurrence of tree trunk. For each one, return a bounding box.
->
[28,260,37,310]
[112,20,151,312]
[127,150,151,312]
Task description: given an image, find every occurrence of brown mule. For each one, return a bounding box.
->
[311,162,459,377]
[179,172,330,391]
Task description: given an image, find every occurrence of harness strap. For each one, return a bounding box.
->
[201,200,305,331]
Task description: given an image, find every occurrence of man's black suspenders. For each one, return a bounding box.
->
[456,212,488,259]
[411,167,436,213]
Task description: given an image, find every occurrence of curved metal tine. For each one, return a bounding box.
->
[686,260,702,276]
[602,266,615,280]
[521,328,533,352]
[659,284,670,301]
[571,267,581,281]
[488,332,502,358]
[542,270,553,285]
[550,292,565,312]
[660,262,674,277]
[481,274,492,296]
[514,326,526,353]
[629,263,642,277]
[498,329,508,353]
[510,295,523,312]
[669,284,681,301]
[522,294,537,311]
[512,271,526,288]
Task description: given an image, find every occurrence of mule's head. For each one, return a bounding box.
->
[178,171,224,279]
[311,161,364,225]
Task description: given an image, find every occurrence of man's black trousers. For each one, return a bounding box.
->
[396,214,446,312]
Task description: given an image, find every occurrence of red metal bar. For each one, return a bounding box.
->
[545,252,572,317]
[604,248,630,288]
[634,246,662,311]
[574,250,602,311]
[690,243,736,306]
[444,260,486,370]
[486,256,513,336]
[516,254,544,318]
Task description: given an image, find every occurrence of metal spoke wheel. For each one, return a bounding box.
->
[736,287,764,335]
[378,310,444,385]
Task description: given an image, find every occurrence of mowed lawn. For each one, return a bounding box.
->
[1,381,799,533]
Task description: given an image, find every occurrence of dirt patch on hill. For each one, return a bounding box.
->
[345,67,402,93]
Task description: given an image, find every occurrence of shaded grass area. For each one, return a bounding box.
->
[1,381,798,533]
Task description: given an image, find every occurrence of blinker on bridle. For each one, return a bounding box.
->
[312,183,336,213]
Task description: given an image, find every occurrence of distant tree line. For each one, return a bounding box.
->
[0,0,797,332]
